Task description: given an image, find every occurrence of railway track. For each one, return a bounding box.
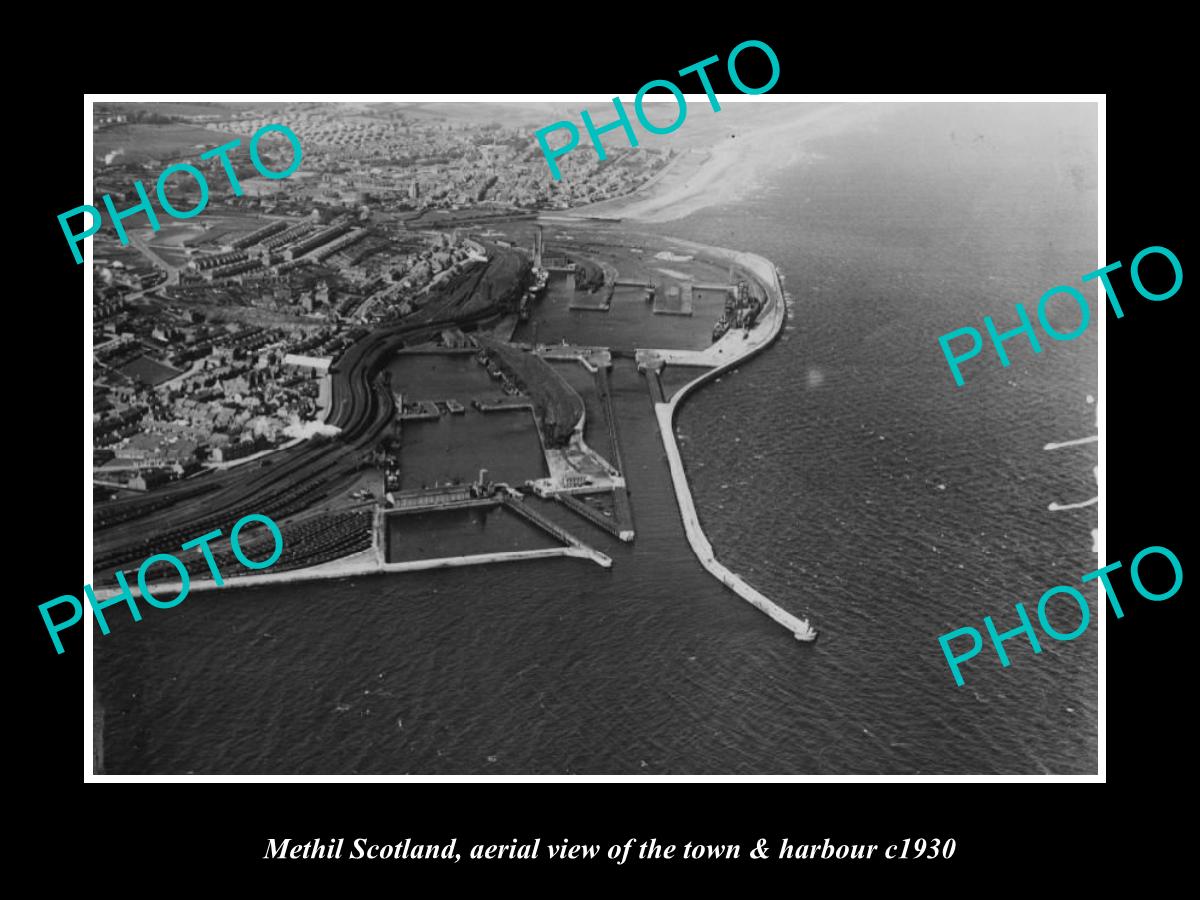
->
[94,250,530,578]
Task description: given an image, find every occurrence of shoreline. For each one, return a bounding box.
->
[564,104,882,225]
[568,144,742,224]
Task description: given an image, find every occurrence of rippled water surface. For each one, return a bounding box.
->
[95,104,1098,774]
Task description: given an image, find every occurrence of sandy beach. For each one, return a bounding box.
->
[572,102,898,223]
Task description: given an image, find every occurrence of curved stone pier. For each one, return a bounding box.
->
[646,240,817,642]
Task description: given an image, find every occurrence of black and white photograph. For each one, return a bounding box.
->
[81,95,1101,777]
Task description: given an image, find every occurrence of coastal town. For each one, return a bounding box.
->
[90,100,815,648]
[92,102,671,496]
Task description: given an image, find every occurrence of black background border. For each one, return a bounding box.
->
[20,24,1188,885]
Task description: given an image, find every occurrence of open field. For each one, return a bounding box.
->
[94,123,248,166]
[119,355,182,386]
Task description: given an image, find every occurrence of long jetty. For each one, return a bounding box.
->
[646,242,817,642]
[593,367,625,473]
[591,366,636,541]
[499,495,608,556]
[88,545,611,601]
[555,493,634,542]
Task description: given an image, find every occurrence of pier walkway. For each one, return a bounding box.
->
[644,244,816,642]
[591,364,636,540]
[474,398,534,413]
[555,492,634,542]
[593,366,626,474]
[387,495,496,514]
[643,366,666,405]
[500,496,578,546]
[611,488,635,541]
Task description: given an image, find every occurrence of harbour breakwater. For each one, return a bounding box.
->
[91,496,612,602]
[643,237,817,642]
[90,543,613,601]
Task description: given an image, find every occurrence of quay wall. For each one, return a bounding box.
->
[89,544,611,602]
